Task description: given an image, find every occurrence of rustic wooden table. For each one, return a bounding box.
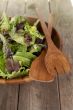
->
[0,0,73,110]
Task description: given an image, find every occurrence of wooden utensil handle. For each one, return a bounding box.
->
[35,7,52,43]
[48,14,53,35]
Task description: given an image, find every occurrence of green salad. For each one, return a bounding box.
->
[0,12,45,79]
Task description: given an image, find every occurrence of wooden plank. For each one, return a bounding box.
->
[0,0,8,15]
[6,0,49,21]
[0,1,60,110]
[6,0,25,16]
[51,0,73,110]
[0,1,21,110]
[26,0,49,21]
[0,85,19,110]
[18,80,60,110]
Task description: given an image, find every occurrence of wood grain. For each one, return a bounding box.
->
[51,0,73,110]
[26,0,49,21]
[0,85,19,110]
[0,1,20,110]
[6,0,25,16]
[0,0,61,110]
[0,0,8,14]
[18,80,60,110]
[6,0,49,21]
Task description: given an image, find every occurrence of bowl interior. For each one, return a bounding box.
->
[26,17,61,49]
[37,23,61,49]
[0,17,62,84]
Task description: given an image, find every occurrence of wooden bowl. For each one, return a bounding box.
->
[0,17,63,84]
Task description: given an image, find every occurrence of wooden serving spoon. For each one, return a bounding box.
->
[29,5,54,82]
[29,3,54,81]
[29,3,71,77]
[29,16,56,82]
[29,49,54,82]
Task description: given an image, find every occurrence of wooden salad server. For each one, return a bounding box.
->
[29,3,71,78]
[29,49,54,82]
[29,4,54,82]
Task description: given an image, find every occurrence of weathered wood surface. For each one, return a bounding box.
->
[18,80,60,110]
[0,0,73,110]
[51,0,73,110]
[0,0,60,110]
[6,0,49,21]
[0,0,8,14]
[13,0,60,110]
[0,1,19,110]
[0,85,19,110]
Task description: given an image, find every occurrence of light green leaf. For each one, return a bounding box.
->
[6,67,29,79]
[13,55,31,67]
[0,12,10,31]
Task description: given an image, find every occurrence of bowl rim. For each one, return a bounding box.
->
[0,16,63,84]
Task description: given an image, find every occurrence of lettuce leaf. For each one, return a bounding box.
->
[0,12,10,32]
[0,69,6,78]
[24,22,44,45]
[0,51,5,72]
[15,51,36,60]
[30,44,43,53]
[0,14,45,79]
[10,33,25,45]
[6,67,29,79]
[10,16,25,26]
[13,55,31,67]
[0,51,6,78]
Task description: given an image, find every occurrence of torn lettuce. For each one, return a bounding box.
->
[24,22,44,45]
[6,67,29,79]
[0,12,10,32]
[0,14,45,79]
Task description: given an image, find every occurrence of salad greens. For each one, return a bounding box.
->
[0,13,45,79]
[0,13,10,32]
